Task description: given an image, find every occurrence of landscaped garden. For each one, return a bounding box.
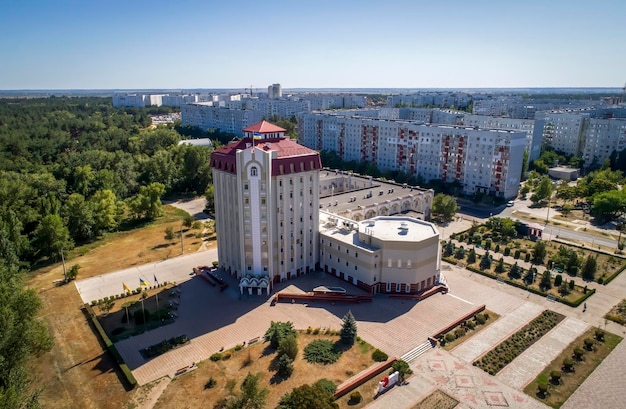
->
[473,310,564,375]
[411,390,459,409]
[524,328,622,408]
[154,313,405,409]
[605,299,626,325]
[438,310,500,351]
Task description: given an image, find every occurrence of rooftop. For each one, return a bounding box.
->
[360,216,438,242]
[243,120,286,134]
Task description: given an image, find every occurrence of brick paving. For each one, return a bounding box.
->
[497,317,589,389]
[451,302,544,363]
[561,337,626,409]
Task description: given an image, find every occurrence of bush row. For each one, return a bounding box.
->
[83,304,137,389]
[89,282,170,306]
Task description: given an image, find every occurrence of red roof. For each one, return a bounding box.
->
[243,120,286,134]
[210,137,322,176]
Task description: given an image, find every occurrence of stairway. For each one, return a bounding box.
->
[400,340,434,362]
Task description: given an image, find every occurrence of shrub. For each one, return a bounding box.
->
[277,335,298,360]
[234,344,243,351]
[584,338,594,350]
[210,353,223,361]
[538,383,548,396]
[550,371,561,384]
[495,244,501,253]
[304,340,341,364]
[465,320,476,330]
[569,279,575,290]
[222,351,232,360]
[563,358,574,372]
[524,252,531,262]
[392,360,413,380]
[312,327,320,335]
[595,329,605,341]
[454,328,466,338]
[314,378,337,396]
[306,326,313,334]
[349,391,362,404]
[475,314,486,325]
[372,349,388,362]
[277,353,294,378]
[554,274,563,287]
[504,247,511,256]
[597,277,604,284]
[265,321,296,349]
[514,249,521,259]
[445,333,456,343]
[204,377,217,389]
[573,348,584,360]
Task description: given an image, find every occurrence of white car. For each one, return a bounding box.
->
[506,200,515,207]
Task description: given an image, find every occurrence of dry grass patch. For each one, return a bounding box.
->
[27,205,208,409]
[524,328,622,408]
[154,332,377,409]
[412,389,459,409]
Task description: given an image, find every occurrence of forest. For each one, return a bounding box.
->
[0,97,214,407]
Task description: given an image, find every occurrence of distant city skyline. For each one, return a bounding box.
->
[1,0,625,90]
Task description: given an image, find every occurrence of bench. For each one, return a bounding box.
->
[248,337,260,345]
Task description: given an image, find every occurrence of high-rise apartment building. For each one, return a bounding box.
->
[210,121,322,294]
[299,113,525,199]
[268,83,282,99]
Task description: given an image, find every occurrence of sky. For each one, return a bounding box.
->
[1,0,625,90]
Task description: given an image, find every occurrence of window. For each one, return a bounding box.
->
[396,283,401,293]
[244,184,249,190]
[261,198,266,205]
[386,282,391,292]
[406,283,411,293]
[250,166,258,177]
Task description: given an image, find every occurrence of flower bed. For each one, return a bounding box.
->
[473,310,564,375]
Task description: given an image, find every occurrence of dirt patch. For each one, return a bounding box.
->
[412,389,459,409]
[154,333,376,409]
[27,205,208,409]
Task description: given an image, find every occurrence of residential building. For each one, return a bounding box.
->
[181,104,263,136]
[298,113,525,198]
[268,83,282,99]
[319,212,441,294]
[210,121,322,293]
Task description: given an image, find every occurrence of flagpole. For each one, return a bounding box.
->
[141,298,146,330]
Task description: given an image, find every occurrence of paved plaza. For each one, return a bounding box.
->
[75,240,626,408]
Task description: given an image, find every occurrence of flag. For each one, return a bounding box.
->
[139,278,148,287]
[253,132,262,140]
[154,274,159,286]
[123,282,131,293]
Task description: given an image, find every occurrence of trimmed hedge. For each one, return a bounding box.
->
[604,263,626,285]
[83,304,137,389]
[442,257,595,307]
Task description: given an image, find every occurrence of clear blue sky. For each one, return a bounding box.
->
[1,0,625,90]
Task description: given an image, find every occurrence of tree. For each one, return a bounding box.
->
[205,184,215,213]
[164,226,176,240]
[443,241,454,257]
[277,383,338,409]
[454,246,465,259]
[265,321,296,349]
[495,257,505,274]
[67,264,80,280]
[530,176,552,204]
[33,214,73,260]
[519,184,530,197]
[508,262,521,279]
[582,256,597,280]
[277,334,298,360]
[541,270,552,290]
[532,241,547,264]
[90,189,121,234]
[276,354,294,378]
[431,193,458,221]
[591,190,626,222]
[391,360,413,381]
[479,251,492,270]
[128,182,166,220]
[466,248,477,264]
[223,372,269,409]
[340,310,357,346]
[182,213,195,228]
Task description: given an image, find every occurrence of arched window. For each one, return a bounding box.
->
[250,166,258,177]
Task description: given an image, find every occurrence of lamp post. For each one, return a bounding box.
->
[180,222,184,254]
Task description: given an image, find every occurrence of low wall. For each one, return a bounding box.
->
[333,358,397,399]
[432,304,486,339]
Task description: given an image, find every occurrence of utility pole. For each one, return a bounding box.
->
[61,250,67,282]
[180,222,184,254]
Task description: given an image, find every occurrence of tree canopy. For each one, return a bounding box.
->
[432,193,459,221]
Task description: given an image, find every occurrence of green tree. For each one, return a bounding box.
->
[508,262,521,279]
[265,321,296,349]
[277,334,298,361]
[164,226,176,240]
[63,193,96,242]
[33,214,73,260]
[591,190,626,222]
[582,256,597,281]
[277,354,294,378]
[340,310,357,346]
[128,182,166,220]
[479,251,492,270]
[466,248,477,264]
[391,360,413,381]
[530,176,552,204]
[540,270,552,290]
[495,257,505,274]
[431,193,459,221]
[443,241,454,257]
[67,264,81,280]
[90,189,120,234]
[532,241,547,264]
[277,383,338,409]
[205,184,215,213]
[226,372,269,409]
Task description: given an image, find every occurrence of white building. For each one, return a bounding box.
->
[299,113,525,199]
[319,212,441,294]
[162,94,198,107]
[182,104,263,136]
[210,121,322,293]
[268,83,282,99]
[112,94,147,108]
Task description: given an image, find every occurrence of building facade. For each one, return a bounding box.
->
[182,104,263,136]
[298,113,525,198]
[210,121,322,293]
[319,213,441,294]
[268,83,282,99]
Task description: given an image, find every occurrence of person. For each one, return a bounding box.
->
[583,302,587,312]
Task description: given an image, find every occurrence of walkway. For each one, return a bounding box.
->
[451,302,544,363]
[497,317,589,389]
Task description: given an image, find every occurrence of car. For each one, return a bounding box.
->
[506,200,515,207]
